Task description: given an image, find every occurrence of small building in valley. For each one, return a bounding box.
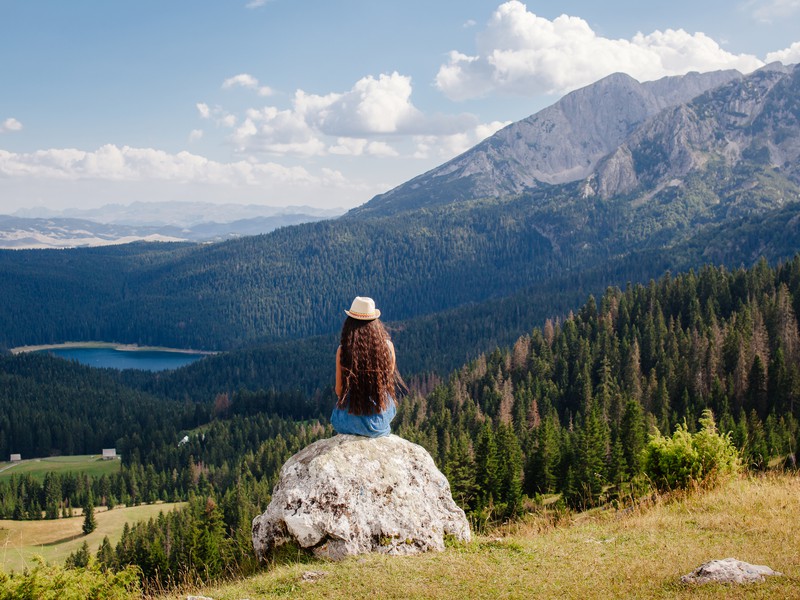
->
[9,453,21,462]
[102,448,118,460]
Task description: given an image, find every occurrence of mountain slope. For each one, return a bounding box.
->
[351,69,742,217]
[595,63,800,200]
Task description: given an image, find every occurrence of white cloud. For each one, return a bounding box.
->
[196,103,211,119]
[0,145,384,212]
[0,145,322,187]
[366,141,399,157]
[329,137,368,156]
[197,102,237,128]
[766,41,800,63]
[1,117,23,133]
[328,138,400,157]
[227,71,486,158]
[312,72,423,135]
[475,120,510,141]
[245,0,268,8]
[412,120,510,160]
[436,0,765,100]
[188,129,204,142]
[222,73,273,96]
[232,104,326,156]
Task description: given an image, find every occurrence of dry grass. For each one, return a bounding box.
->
[163,474,799,600]
[0,502,185,573]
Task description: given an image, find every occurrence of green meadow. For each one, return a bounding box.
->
[0,455,120,482]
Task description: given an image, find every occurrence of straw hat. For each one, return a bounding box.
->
[345,296,381,320]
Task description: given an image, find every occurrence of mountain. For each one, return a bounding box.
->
[0,202,339,249]
[351,69,743,217]
[2,65,800,359]
[594,62,800,200]
[12,201,344,227]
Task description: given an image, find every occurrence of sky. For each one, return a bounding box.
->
[1,0,800,215]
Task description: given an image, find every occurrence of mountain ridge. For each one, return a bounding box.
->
[350,68,744,217]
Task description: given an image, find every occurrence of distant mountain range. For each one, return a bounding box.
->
[2,64,799,373]
[0,202,344,248]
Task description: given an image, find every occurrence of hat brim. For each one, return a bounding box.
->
[345,309,381,320]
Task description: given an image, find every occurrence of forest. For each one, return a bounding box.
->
[1,159,798,356]
[1,256,799,588]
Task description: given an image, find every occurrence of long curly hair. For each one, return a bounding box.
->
[337,316,400,415]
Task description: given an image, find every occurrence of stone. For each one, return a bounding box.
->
[252,434,470,561]
[681,558,782,584]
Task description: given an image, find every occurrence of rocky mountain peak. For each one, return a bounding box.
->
[593,63,800,199]
[351,69,743,217]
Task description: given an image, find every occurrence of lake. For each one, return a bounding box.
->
[39,347,206,371]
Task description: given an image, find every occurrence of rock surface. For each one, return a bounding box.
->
[681,558,782,584]
[252,434,470,560]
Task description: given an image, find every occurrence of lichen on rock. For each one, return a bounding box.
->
[252,434,470,561]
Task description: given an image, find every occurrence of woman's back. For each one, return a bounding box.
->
[332,297,400,437]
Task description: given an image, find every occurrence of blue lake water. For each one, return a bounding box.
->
[40,347,206,371]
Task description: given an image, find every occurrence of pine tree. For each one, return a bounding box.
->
[65,541,91,569]
[496,423,523,515]
[82,495,97,535]
[474,422,499,506]
[620,398,646,477]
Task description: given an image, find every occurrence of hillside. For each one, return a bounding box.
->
[165,475,799,600]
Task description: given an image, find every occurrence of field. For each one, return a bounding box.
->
[167,475,800,600]
[0,502,185,573]
[0,454,120,482]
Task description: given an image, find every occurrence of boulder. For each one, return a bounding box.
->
[252,434,470,560]
[681,558,782,584]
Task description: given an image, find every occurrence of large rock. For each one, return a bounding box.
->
[681,558,782,584]
[252,434,470,560]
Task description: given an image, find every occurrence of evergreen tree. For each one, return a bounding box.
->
[82,495,97,535]
[474,422,499,506]
[65,541,91,569]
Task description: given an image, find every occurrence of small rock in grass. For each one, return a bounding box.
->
[681,558,782,584]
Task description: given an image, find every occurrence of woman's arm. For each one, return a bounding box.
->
[335,345,343,398]
[387,339,396,371]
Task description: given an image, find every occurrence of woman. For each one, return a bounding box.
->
[331,296,403,437]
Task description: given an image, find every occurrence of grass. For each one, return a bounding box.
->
[162,474,799,600]
[0,502,185,573]
[0,455,120,482]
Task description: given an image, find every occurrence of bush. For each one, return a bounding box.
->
[0,557,140,600]
[644,410,741,492]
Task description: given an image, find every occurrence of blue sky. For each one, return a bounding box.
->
[1,0,799,214]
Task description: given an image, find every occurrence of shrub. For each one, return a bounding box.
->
[0,557,140,600]
[643,410,741,492]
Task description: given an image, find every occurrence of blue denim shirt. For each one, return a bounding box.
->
[330,399,396,438]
